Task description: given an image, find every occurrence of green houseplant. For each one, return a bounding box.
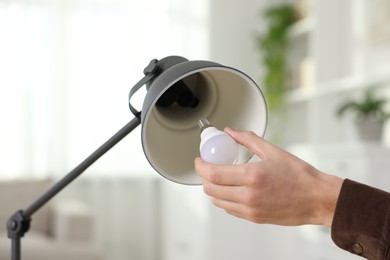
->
[336,89,389,141]
[256,4,295,113]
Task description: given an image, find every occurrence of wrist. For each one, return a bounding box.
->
[311,172,343,227]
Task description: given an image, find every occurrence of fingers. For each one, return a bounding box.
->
[194,128,273,224]
[202,180,245,201]
[224,127,283,160]
[224,128,268,159]
[211,198,243,216]
[211,198,265,224]
[195,157,250,186]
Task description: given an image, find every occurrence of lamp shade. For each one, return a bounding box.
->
[140,56,267,185]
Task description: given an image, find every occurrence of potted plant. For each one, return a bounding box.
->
[336,89,389,141]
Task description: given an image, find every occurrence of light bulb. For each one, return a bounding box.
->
[198,118,238,165]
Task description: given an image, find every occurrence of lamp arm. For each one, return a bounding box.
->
[7,116,141,260]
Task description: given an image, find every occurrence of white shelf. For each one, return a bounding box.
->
[281,1,390,147]
[287,70,390,104]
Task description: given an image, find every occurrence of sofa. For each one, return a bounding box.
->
[0,179,102,260]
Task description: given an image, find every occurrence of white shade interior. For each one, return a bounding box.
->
[142,67,267,185]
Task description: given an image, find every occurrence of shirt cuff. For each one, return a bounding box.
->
[331,179,390,259]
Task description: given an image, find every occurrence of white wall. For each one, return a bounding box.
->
[158,2,302,260]
[208,0,262,81]
[159,178,299,260]
[60,176,161,260]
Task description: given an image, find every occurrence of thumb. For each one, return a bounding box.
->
[224,127,270,159]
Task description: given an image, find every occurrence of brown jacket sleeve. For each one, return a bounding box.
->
[331,179,390,259]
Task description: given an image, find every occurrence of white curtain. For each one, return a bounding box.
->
[0,0,210,179]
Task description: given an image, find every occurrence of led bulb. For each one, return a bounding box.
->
[198,118,238,165]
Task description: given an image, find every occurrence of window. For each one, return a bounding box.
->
[0,0,210,179]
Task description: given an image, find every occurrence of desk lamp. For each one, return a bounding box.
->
[7,56,267,260]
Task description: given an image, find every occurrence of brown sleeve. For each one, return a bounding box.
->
[331,179,390,259]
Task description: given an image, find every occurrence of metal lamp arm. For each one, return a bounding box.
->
[7,58,162,260]
[7,116,141,260]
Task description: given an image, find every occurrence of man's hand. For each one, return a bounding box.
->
[195,128,343,227]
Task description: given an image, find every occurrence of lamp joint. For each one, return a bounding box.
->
[7,210,31,239]
[143,59,160,75]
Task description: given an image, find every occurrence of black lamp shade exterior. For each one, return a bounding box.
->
[141,56,267,185]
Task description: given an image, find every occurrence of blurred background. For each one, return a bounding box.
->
[0,0,390,259]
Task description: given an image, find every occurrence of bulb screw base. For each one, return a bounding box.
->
[198,118,212,132]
